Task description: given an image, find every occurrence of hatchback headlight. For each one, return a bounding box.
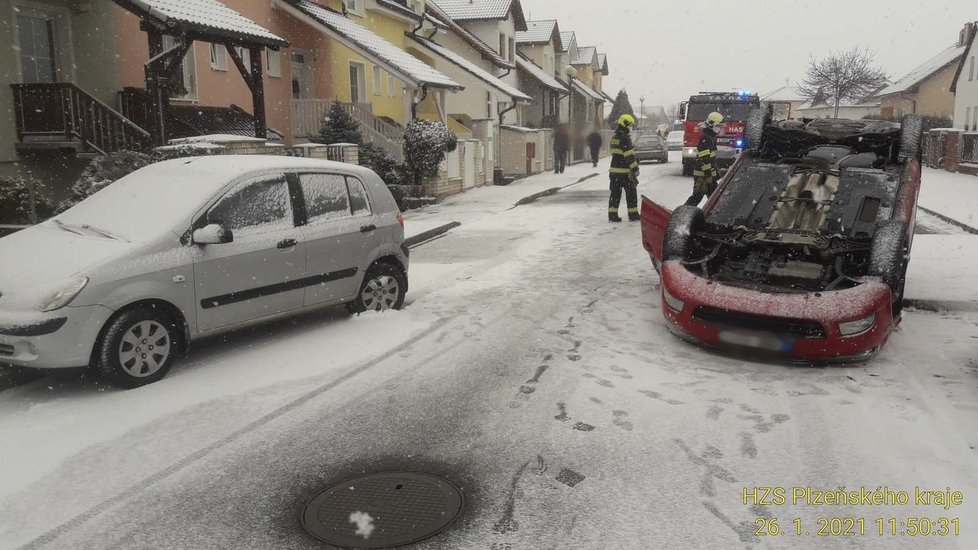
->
[839,314,875,336]
[663,286,685,312]
[41,278,88,312]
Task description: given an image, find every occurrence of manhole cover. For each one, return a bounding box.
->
[301,472,464,548]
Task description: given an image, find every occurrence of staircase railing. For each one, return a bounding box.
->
[11,83,152,154]
[292,99,404,161]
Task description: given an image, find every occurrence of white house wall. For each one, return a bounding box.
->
[461,18,521,125]
[954,50,978,130]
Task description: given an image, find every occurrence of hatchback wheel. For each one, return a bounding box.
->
[95,307,180,388]
[347,263,407,313]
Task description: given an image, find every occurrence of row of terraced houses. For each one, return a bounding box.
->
[1,0,617,200]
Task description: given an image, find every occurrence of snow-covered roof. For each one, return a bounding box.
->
[573,46,597,67]
[596,53,608,75]
[571,78,604,102]
[425,0,511,69]
[430,0,527,30]
[516,53,567,92]
[282,0,460,89]
[558,31,575,53]
[878,43,967,96]
[516,20,560,49]
[410,35,531,102]
[114,0,288,48]
[762,84,805,102]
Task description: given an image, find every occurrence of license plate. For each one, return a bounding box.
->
[717,329,793,352]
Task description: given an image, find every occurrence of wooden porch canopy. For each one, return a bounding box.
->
[112,0,289,145]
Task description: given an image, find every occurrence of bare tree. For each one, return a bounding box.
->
[797,48,889,118]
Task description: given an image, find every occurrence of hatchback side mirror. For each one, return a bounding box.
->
[192,223,233,245]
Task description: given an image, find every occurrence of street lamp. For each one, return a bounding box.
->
[563,65,577,162]
[563,65,576,125]
[639,95,645,129]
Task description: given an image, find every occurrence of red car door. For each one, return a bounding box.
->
[640,195,671,270]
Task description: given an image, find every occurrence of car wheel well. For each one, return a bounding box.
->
[91,300,190,365]
[371,255,407,278]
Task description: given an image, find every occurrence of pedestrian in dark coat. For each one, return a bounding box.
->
[586,131,603,167]
[553,125,570,173]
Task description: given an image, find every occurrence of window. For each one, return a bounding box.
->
[266,49,281,78]
[347,177,372,216]
[388,73,396,97]
[972,105,978,132]
[210,44,228,71]
[344,0,364,15]
[236,47,251,74]
[207,176,292,234]
[163,35,196,99]
[373,65,382,96]
[291,51,311,99]
[970,56,975,81]
[299,173,351,223]
[509,37,515,62]
[16,12,58,83]
[967,107,973,131]
[349,61,366,103]
[499,33,506,59]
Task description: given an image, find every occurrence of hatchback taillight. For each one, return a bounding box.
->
[397,212,404,227]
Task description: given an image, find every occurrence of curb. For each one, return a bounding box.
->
[561,173,600,189]
[916,205,978,235]
[513,187,562,207]
[405,221,461,248]
[508,173,601,209]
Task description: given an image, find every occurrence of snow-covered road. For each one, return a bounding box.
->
[0,157,975,549]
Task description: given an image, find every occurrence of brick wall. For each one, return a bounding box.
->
[924,129,977,176]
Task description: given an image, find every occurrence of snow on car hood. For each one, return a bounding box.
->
[0,223,137,310]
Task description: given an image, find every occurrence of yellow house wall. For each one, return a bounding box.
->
[881,63,958,119]
[323,2,420,124]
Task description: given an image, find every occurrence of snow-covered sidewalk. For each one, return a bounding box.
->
[920,167,978,230]
[403,159,606,241]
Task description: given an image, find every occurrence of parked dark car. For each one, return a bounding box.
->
[641,115,924,362]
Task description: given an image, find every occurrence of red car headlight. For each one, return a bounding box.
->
[839,314,875,336]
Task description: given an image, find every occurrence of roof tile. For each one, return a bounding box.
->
[120,0,287,47]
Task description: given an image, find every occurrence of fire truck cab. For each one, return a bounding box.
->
[681,91,760,176]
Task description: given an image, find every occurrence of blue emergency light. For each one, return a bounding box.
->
[736,139,744,147]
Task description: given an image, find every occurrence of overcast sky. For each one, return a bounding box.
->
[524,0,973,110]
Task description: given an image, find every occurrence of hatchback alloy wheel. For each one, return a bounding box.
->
[118,320,172,377]
[361,274,400,311]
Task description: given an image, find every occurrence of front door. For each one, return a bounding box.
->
[193,174,306,332]
[291,50,313,99]
[296,172,378,306]
[349,62,366,104]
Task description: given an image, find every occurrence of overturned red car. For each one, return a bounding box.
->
[641,115,924,362]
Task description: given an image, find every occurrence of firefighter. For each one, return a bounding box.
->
[608,114,640,222]
[685,111,723,206]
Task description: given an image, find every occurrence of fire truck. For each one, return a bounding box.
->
[680,91,760,176]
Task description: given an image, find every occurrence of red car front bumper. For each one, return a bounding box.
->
[659,261,896,362]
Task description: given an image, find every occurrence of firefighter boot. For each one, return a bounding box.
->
[608,212,622,222]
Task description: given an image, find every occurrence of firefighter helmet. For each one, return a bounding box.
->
[617,114,636,128]
[705,112,724,127]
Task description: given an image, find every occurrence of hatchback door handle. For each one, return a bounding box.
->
[360,224,377,233]
[277,238,298,249]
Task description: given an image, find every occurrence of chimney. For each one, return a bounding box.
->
[960,22,976,47]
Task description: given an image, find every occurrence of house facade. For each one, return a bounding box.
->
[951,21,978,131]
[515,19,563,129]
[761,84,807,120]
[878,28,968,120]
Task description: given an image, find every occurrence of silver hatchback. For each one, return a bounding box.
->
[0,156,409,387]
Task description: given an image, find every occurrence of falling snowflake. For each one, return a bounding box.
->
[349,510,375,539]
